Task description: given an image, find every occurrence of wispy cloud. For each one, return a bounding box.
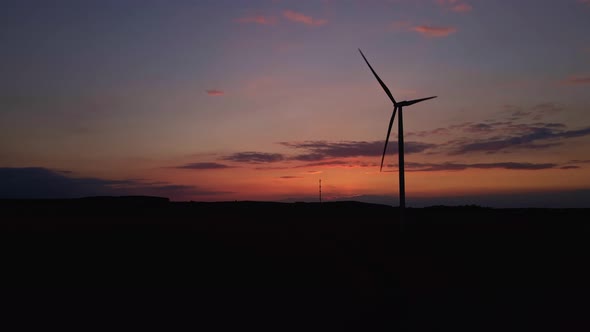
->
[293,159,564,172]
[214,109,589,171]
[206,89,224,96]
[450,125,590,155]
[234,15,277,25]
[407,127,451,138]
[451,3,472,12]
[403,161,558,172]
[560,165,580,170]
[530,102,564,119]
[172,162,235,170]
[391,19,456,37]
[297,160,351,168]
[279,175,303,179]
[296,160,376,169]
[501,102,564,121]
[283,10,327,26]
[579,0,590,7]
[563,75,590,85]
[281,140,436,161]
[568,159,590,164]
[436,0,472,13]
[405,106,590,156]
[222,152,285,164]
[411,25,457,37]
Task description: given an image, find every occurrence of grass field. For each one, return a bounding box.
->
[1,197,589,331]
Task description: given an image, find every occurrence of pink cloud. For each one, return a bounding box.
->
[235,15,277,25]
[436,0,472,13]
[206,89,224,96]
[563,75,590,85]
[283,10,327,26]
[579,0,590,6]
[412,25,457,37]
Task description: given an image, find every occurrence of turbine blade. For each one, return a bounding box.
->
[358,49,397,105]
[404,96,437,106]
[380,106,398,172]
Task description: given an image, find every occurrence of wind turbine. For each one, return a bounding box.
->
[358,49,437,211]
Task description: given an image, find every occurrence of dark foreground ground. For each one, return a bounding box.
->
[1,197,589,331]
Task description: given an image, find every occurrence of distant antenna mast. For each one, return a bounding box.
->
[319,179,322,203]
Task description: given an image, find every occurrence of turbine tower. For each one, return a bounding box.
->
[359,49,437,211]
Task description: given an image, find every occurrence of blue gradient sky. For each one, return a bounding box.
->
[1,0,590,207]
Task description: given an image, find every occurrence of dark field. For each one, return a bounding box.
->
[1,197,589,331]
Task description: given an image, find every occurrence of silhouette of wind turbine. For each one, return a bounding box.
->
[359,49,437,211]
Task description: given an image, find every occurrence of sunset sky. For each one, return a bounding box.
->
[2,0,590,207]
